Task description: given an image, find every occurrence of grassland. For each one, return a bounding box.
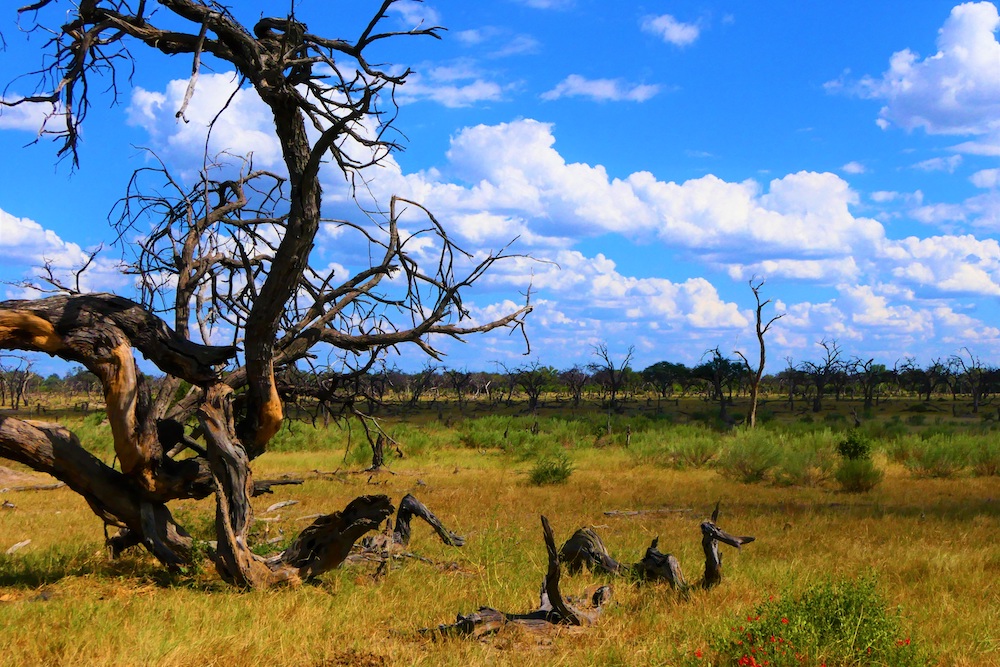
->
[1,398,999,666]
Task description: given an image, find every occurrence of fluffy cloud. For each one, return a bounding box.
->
[858,2,1000,145]
[387,0,441,28]
[0,96,66,133]
[392,61,511,107]
[972,168,1000,188]
[127,73,282,167]
[641,14,701,47]
[0,208,128,294]
[541,75,660,102]
[841,161,867,174]
[339,119,889,284]
[0,208,88,266]
[885,234,1000,295]
[484,250,747,330]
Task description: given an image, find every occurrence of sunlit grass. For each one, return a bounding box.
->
[2,408,999,666]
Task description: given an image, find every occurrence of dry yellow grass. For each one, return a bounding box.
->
[1,441,999,666]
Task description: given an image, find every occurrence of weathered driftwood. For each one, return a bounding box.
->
[700,503,755,589]
[559,528,688,589]
[558,502,754,590]
[426,516,612,638]
[393,493,466,548]
[350,494,466,566]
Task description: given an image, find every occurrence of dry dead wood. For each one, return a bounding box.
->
[348,494,466,567]
[425,516,612,638]
[558,502,754,590]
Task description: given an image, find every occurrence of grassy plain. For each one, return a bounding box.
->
[1,397,999,666]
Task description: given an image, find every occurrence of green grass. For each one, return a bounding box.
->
[2,404,1000,666]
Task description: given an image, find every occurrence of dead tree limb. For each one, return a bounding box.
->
[426,516,612,638]
[392,493,465,548]
[557,503,753,590]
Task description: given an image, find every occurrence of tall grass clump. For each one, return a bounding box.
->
[528,449,573,485]
[902,433,968,478]
[771,428,838,487]
[704,577,926,667]
[835,430,883,492]
[627,424,719,469]
[386,422,435,458]
[716,428,783,483]
[458,415,534,454]
[971,438,1000,476]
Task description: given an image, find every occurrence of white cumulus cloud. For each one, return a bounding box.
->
[642,14,701,47]
[858,1,1000,152]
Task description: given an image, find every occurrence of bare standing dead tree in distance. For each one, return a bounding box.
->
[0,1,530,589]
[588,344,634,412]
[734,278,783,428]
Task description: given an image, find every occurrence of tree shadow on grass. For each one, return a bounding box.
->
[0,544,227,592]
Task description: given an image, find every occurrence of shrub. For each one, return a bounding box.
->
[716,430,782,484]
[773,446,836,487]
[836,457,884,492]
[837,430,873,460]
[529,450,573,485]
[971,439,1000,477]
[708,577,926,667]
[904,435,966,478]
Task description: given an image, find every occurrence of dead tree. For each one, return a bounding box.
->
[1,1,530,589]
[734,279,783,428]
[588,344,634,412]
[426,516,612,638]
[801,340,845,413]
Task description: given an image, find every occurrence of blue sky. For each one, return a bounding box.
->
[2,0,1000,376]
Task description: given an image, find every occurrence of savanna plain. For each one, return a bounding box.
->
[1,397,998,667]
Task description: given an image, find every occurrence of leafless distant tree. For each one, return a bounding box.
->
[0,1,530,589]
[0,355,36,410]
[734,279,783,428]
[559,366,589,408]
[800,339,844,413]
[588,344,634,411]
[950,347,996,414]
[514,362,558,414]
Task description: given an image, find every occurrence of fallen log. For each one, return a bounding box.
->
[603,508,693,517]
[425,516,612,638]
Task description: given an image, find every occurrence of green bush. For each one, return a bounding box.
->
[528,450,573,485]
[836,457,884,492]
[837,429,873,460]
[708,577,926,667]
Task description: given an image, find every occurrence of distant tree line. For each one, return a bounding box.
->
[8,341,1000,424]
